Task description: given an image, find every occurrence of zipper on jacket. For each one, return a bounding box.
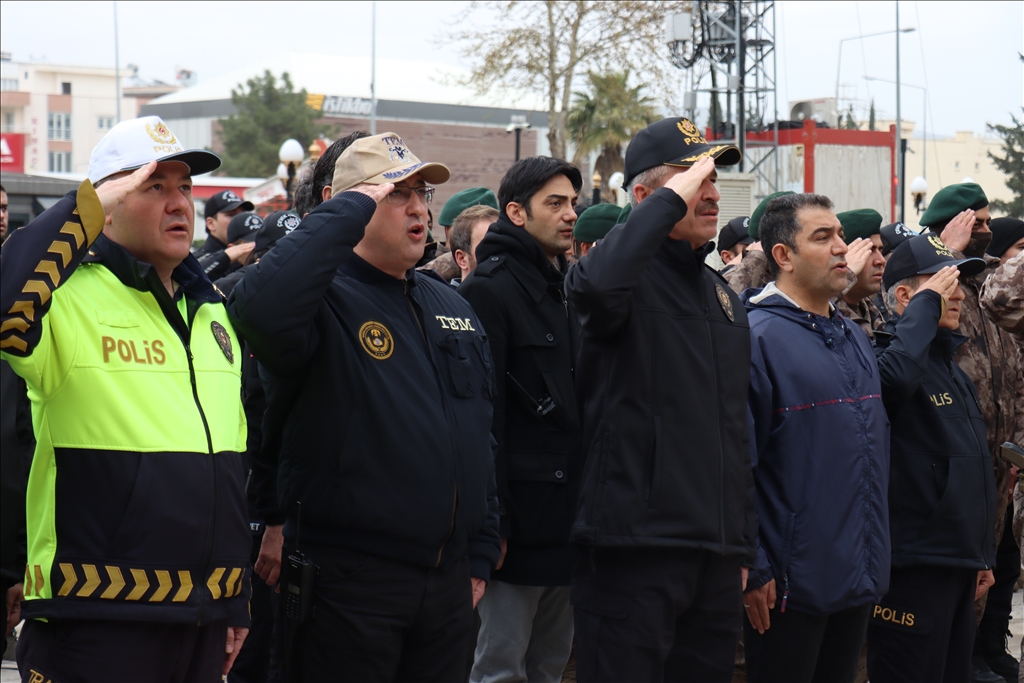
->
[436,486,458,566]
[947,358,992,563]
[781,573,789,613]
[158,294,218,625]
[696,269,727,549]
[404,280,428,344]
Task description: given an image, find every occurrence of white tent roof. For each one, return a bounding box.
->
[149,52,546,111]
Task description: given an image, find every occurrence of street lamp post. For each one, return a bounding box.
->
[278,139,305,209]
[865,76,928,214]
[507,116,530,162]
[834,26,916,119]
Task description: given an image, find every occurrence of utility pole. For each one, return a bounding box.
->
[895,1,903,222]
[370,1,377,135]
[114,1,121,123]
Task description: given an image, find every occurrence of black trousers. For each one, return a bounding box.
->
[17,617,227,683]
[229,524,281,683]
[978,503,1020,640]
[744,601,871,683]
[286,542,474,683]
[571,547,743,683]
[866,564,977,683]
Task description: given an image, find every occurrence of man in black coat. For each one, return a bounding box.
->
[459,157,583,683]
[869,236,996,682]
[565,118,754,682]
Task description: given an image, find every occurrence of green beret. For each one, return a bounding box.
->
[617,202,633,224]
[837,208,883,244]
[749,191,795,240]
[574,203,622,243]
[919,183,988,228]
[438,187,498,227]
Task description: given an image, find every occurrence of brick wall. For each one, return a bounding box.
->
[313,116,538,209]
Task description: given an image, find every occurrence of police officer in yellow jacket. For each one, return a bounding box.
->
[0,116,251,682]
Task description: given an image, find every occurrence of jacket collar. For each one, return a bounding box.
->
[654,236,715,273]
[477,215,566,303]
[339,252,413,288]
[876,313,969,354]
[83,234,222,305]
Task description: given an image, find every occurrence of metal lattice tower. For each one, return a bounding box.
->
[666,1,780,193]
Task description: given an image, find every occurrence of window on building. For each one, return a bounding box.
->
[0,78,18,91]
[61,82,71,95]
[974,162,980,172]
[97,116,115,131]
[48,151,72,173]
[954,161,960,171]
[3,111,13,132]
[47,112,71,140]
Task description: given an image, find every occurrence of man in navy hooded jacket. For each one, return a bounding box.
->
[742,193,890,683]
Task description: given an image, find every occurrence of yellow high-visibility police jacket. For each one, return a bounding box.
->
[0,182,250,625]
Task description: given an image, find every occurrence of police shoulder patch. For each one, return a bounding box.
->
[359,320,394,360]
[211,321,233,363]
[715,283,735,322]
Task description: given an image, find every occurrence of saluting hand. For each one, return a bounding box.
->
[663,156,716,207]
[349,182,396,204]
[939,210,975,253]
[95,160,158,222]
[844,238,873,277]
[916,266,960,303]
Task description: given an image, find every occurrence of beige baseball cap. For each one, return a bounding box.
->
[331,132,450,195]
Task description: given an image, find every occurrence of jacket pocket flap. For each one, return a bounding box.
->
[96,310,140,328]
[507,450,568,483]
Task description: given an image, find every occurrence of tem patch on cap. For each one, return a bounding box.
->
[359,321,394,360]
[211,321,233,364]
[715,283,735,322]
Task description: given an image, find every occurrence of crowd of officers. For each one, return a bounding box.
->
[0,111,1022,683]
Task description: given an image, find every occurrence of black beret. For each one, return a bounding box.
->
[987,217,1024,258]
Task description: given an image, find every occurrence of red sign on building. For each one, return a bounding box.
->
[1,133,26,173]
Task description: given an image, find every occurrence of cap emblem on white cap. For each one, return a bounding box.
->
[146,122,178,146]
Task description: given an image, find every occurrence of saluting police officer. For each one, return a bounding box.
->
[229,133,501,681]
[1,116,251,681]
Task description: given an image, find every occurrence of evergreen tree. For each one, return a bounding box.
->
[216,71,334,178]
[987,109,1024,218]
[868,99,876,131]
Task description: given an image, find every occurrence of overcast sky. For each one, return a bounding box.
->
[2,1,1021,138]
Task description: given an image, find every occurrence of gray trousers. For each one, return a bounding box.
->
[470,581,574,683]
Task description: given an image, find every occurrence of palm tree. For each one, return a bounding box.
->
[567,71,657,200]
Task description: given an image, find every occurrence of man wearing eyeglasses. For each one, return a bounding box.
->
[229,132,501,681]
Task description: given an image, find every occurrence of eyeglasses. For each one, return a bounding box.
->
[385,185,435,206]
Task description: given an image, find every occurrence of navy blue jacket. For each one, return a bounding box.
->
[874,290,996,569]
[744,285,890,615]
[227,192,501,580]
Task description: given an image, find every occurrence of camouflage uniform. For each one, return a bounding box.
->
[981,250,1024,337]
[724,250,771,295]
[419,244,461,282]
[985,253,1024,639]
[834,296,886,340]
[952,252,1024,620]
